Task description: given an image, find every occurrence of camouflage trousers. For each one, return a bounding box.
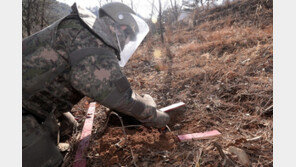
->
[22,109,63,167]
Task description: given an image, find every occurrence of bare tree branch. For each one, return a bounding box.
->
[130,0,134,10]
[158,0,164,43]
[146,0,159,13]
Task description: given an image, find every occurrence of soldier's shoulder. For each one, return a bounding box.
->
[58,18,84,30]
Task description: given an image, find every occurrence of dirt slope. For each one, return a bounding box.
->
[64,0,273,166]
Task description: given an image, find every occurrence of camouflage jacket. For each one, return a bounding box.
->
[22,4,169,128]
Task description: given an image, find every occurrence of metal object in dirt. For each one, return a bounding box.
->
[159,102,186,113]
[159,102,186,124]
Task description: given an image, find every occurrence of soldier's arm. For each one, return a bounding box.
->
[70,51,169,128]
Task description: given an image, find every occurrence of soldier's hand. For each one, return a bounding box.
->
[143,109,170,128]
[142,94,156,108]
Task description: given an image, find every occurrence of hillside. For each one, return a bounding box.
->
[22,0,71,37]
[64,0,273,166]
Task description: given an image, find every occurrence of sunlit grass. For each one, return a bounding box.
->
[153,48,162,59]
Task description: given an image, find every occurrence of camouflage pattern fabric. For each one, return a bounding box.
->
[66,19,169,127]
[22,113,63,167]
[22,18,82,119]
[22,5,169,167]
[22,7,168,126]
[72,3,124,54]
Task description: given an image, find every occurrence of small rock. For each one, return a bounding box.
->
[228,146,251,166]
[206,105,211,111]
[58,143,70,152]
[173,123,181,130]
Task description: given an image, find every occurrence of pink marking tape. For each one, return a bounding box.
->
[178,130,222,142]
[73,102,96,167]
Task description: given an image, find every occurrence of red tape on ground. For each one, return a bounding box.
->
[73,102,96,167]
[178,130,222,142]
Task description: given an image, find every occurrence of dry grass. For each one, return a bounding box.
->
[68,0,274,166]
[122,0,273,166]
[174,24,272,57]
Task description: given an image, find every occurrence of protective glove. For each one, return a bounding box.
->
[143,109,170,128]
[142,94,156,107]
[103,89,170,128]
[139,94,170,128]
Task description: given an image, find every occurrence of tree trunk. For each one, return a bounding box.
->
[26,0,32,36]
[158,0,164,43]
[40,0,45,29]
[169,0,179,21]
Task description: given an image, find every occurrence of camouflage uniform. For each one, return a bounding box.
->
[22,3,169,167]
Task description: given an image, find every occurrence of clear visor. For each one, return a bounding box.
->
[117,14,149,67]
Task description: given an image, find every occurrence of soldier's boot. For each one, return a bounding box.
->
[59,112,78,137]
[22,114,63,167]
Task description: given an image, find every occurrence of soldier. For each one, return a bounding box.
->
[22,2,171,167]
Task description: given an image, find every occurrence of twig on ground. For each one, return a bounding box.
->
[166,125,172,132]
[213,142,238,167]
[93,110,112,138]
[115,139,126,148]
[114,125,144,129]
[262,97,272,109]
[261,105,273,116]
[109,112,127,136]
[108,111,138,167]
[61,151,71,167]
[181,151,192,167]
[194,148,203,167]
[129,147,138,167]
[247,136,262,142]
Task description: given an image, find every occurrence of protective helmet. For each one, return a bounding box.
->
[99,2,138,41]
[99,2,150,67]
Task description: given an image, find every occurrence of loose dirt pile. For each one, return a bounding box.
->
[63,0,273,166]
[87,127,178,166]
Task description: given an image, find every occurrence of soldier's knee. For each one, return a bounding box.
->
[22,114,63,167]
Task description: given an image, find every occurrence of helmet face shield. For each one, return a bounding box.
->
[118,14,149,67]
